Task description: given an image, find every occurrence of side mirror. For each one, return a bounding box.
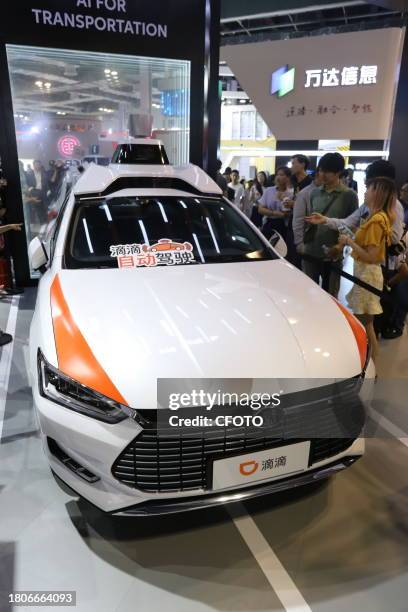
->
[269,230,288,258]
[28,236,48,272]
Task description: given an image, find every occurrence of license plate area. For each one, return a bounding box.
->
[211,441,311,491]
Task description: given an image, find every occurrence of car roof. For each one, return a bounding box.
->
[73,163,223,198]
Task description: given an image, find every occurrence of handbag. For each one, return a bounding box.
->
[303,192,338,244]
[387,223,407,257]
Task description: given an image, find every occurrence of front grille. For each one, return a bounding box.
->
[112,379,365,493]
[311,438,356,464]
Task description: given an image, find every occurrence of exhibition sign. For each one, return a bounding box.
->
[1,0,211,60]
[222,28,404,140]
[31,0,169,39]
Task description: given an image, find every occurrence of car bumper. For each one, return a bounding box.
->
[112,453,362,516]
[33,372,367,514]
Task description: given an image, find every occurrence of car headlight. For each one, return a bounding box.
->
[38,350,137,424]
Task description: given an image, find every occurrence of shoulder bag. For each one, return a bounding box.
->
[303,192,339,244]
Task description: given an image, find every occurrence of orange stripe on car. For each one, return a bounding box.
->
[333,299,368,370]
[50,275,128,406]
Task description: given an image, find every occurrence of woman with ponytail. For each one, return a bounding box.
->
[338,176,396,363]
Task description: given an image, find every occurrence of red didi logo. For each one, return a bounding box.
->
[239,461,259,476]
[58,135,80,157]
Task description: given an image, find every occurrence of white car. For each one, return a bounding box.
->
[28,162,373,515]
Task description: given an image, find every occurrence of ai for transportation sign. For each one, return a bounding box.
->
[31,0,168,39]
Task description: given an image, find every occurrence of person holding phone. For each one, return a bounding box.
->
[258,166,294,240]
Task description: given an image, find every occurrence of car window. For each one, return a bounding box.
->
[112,144,169,165]
[64,196,276,269]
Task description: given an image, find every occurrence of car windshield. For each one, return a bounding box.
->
[64,196,277,269]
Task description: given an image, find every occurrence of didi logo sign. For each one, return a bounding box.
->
[239,460,259,476]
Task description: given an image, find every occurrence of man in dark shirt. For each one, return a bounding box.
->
[291,154,312,195]
[222,166,235,200]
[345,168,358,192]
[285,154,312,266]
[215,159,228,197]
[26,159,49,226]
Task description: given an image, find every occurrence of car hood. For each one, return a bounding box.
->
[52,260,362,408]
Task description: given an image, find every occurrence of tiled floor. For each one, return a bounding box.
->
[0,288,407,612]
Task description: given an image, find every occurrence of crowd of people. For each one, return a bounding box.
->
[19,158,83,239]
[216,154,408,366]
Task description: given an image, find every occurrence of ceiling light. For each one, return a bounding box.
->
[35,80,43,87]
[111,71,118,76]
[44,82,51,89]
[104,69,111,74]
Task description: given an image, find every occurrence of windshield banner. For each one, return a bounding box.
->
[110,239,195,268]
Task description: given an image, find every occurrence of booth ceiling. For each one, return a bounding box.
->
[221,0,406,41]
[7,47,172,118]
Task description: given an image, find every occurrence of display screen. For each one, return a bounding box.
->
[64,196,276,269]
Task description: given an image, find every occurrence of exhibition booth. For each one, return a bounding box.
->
[0,0,221,284]
[0,3,408,611]
[219,27,405,187]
